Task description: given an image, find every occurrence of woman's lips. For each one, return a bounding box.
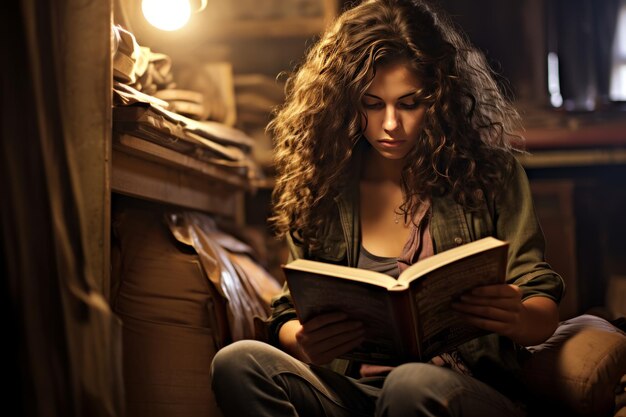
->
[377,139,406,148]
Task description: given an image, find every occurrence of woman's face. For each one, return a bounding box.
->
[361,60,427,160]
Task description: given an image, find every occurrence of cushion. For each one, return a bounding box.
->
[523,314,626,417]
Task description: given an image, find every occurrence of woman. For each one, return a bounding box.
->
[211,0,564,415]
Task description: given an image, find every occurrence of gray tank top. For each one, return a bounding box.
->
[357,244,400,278]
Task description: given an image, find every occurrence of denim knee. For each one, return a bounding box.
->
[382,362,453,400]
[211,339,266,383]
[378,363,523,417]
[377,363,464,416]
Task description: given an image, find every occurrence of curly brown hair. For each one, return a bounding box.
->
[268,0,523,248]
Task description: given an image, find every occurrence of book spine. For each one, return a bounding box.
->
[390,290,422,361]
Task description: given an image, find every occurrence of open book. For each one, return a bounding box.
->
[283,237,509,365]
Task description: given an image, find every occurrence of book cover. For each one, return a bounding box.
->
[283,237,509,364]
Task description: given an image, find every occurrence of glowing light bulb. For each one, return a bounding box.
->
[142,0,191,31]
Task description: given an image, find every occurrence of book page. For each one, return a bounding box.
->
[410,248,506,358]
[287,270,408,363]
[285,259,400,289]
[398,236,504,284]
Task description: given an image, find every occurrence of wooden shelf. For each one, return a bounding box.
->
[112,134,246,221]
[519,118,626,150]
[114,134,249,188]
[517,148,626,169]
[513,117,626,168]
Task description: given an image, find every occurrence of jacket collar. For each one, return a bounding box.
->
[333,185,359,266]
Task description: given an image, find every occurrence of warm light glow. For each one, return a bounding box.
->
[142,0,191,31]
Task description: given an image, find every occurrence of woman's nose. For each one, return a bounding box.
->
[383,106,399,131]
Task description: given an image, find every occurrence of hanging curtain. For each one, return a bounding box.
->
[551,0,621,110]
[1,0,123,416]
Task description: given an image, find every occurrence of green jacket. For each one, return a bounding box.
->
[267,156,565,398]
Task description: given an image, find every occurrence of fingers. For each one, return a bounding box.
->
[456,285,520,310]
[464,284,521,299]
[299,317,364,346]
[299,325,365,365]
[297,312,365,365]
[452,303,521,338]
[301,311,350,332]
[452,284,523,337]
[457,313,519,337]
[359,364,395,377]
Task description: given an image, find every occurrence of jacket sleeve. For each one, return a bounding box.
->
[494,158,565,302]
[456,159,566,397]
[264,230,304,346]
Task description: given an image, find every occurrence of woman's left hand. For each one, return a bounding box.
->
[452,284,559,346]
[451,284,524,340]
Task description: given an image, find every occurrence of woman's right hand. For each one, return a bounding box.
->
[279,312,365,365]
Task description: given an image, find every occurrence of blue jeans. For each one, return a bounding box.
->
[211,340,525,417]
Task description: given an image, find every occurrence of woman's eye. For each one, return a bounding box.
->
[362,101,384,109]
[398,101,420,110]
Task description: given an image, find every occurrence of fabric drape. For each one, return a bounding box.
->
[1,1,123,416]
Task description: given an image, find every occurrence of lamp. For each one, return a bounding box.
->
[142,0,207,31]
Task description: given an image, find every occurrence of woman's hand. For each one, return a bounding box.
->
[452,284,558,346]
[279,312,365,365]
[359,364,395,377]
[452,284,524,338]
